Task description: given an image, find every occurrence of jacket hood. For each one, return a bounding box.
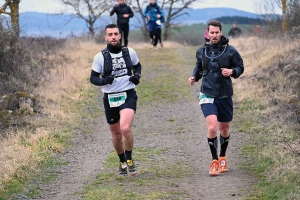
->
[220,35,229,45]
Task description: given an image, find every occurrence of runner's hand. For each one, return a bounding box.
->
[188,77,195,86]
[129,75,140,85]
[102,76,114,85]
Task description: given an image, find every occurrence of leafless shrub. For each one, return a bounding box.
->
[0,33,67,95]
[259,0,300,36]
[0,29,67,130]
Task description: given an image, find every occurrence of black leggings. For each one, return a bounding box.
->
[149,28,162,47]
[117,23,129,47]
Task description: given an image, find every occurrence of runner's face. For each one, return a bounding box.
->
[150,0,156,5]
[105,28,121,47]
[208,26,222,44]
[118,0,124,4]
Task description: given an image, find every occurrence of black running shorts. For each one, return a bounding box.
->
[200,97,233,122]
[103,89,137,124]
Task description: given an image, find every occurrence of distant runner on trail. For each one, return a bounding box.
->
[90,24,142,176]
[144,0,164,48]
[110,0,134,47]
[228,22,242,38]
[188,20,244,176]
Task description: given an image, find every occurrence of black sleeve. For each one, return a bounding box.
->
[90,70,105,86]
[110,7,116,16]
[192,48,203,82]
[239,28,242,34]
[230,47,244,78]
[127,6,134,18]
[132,62,142,77]
[228,28,233,36]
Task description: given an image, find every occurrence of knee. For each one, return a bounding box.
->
[121,125,132,137]
[208,125,217,135]
[220,127,229,135]
[219,124,230,135]
[112,131,122,141]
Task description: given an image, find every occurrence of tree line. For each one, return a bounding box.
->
[214,16,266,25]
[1,0,299,41]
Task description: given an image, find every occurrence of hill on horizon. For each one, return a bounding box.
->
[17,7,263,38]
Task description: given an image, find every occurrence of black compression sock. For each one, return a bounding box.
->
[125,150,132,160]
[220,135,230,157]
[118,152,126,163]
[208,137,218,160]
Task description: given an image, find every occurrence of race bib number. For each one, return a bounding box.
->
[108,92,127,107]
[199,92,214,105]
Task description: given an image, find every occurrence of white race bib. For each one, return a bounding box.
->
[108,92,127,107]
[199,92,214,105]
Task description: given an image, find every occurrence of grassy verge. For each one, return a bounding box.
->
[231,36,300,199]
[0,40,101,199]
[0,84,98,200]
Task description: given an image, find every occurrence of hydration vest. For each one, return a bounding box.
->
[101,46,133,78]
[201,43,229,77]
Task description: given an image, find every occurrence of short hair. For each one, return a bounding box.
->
[207,20,222,31]
[105,24,119,33]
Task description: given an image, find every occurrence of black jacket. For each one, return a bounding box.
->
[110,4,134,24]
[192,36,244,99]
[228,27,242,38]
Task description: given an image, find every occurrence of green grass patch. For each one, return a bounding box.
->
[0,156,69,200]
[82,146,190,200]
[135,48,194,104]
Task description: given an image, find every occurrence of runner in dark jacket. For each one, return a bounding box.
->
[228,22,242,38]
[110,0,134,47]
[193,35,244,98]
[188,20,244,176]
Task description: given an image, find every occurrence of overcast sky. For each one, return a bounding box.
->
[19,0,281,14]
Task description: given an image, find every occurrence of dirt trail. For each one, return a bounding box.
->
[15,91,256,200]
[14,47,257,200]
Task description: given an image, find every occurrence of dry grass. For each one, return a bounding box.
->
[0,39,103,192]
[231,35,300,198]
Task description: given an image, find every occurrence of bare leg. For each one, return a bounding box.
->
[109,121,124,154]
[219,122,230,138]
[119,108,135,151]
[205,115,218,138]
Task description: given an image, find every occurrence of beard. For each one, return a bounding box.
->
[108,40,120,47]
[107,41,122,53]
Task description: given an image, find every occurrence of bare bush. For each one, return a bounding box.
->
[259,0,300,35]
[0,33,66,96]
[0,29,67,130]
